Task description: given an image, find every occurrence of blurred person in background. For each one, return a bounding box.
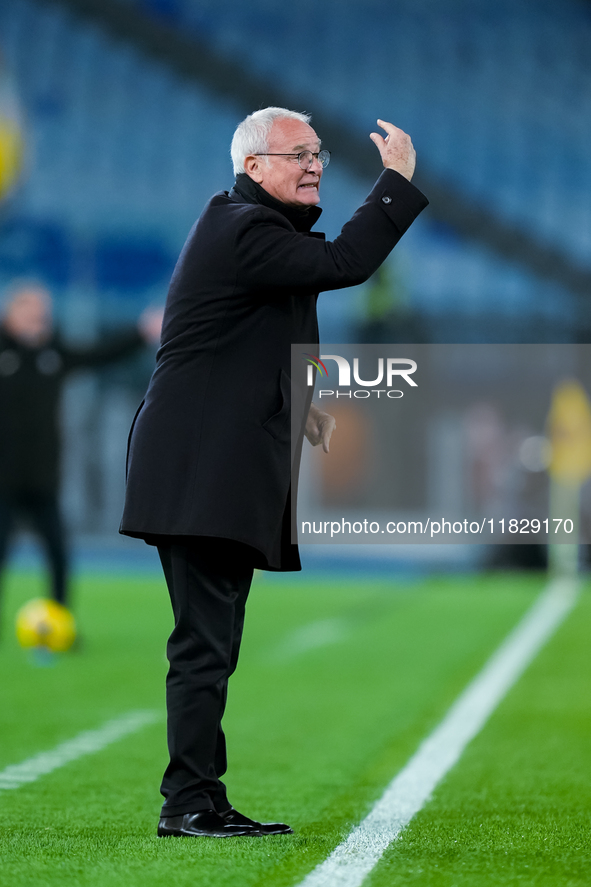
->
[121,107,427,838]
[356,262,426,344]
[0,281,162,624]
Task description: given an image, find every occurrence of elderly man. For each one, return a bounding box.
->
[120,107,428,837]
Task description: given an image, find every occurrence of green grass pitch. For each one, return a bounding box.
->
[0,566,589,886]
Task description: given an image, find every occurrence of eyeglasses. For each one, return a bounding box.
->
[253,150,331,170]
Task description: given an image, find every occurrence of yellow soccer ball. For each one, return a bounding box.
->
[16,598,76,653]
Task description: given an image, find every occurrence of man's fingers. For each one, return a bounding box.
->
[369,132,385,153]
[370,118,416,181]
[321,417,336,454]
[376,118,403,137]
[306,408,336,452]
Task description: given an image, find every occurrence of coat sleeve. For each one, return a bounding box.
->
[234,169,428,294]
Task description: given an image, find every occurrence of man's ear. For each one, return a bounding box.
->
[244,154,264,183]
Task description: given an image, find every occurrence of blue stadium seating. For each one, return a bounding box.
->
[1,0,589,339]
[118,0,591,334]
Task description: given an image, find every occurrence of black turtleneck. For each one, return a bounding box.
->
[229,173,322,234]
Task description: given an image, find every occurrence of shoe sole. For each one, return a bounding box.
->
[258,827,294,835]
[157,828,262,838]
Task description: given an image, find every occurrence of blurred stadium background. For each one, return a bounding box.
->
[2,4,591,885]
[2,0,591,563]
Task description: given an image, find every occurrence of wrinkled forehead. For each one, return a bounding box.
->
[268,118,321,152]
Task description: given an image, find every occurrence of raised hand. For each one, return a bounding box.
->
[369,119,416,181]
[305,403,336,454]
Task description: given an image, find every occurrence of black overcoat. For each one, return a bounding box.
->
[120,169,428,570]
[0,328,143,495]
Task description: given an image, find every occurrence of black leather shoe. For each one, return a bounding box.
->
[220,807,293,835]
[157,809,259,837]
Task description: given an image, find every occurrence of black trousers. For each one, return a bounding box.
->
[157,537,254,816]
[0,491,69,606]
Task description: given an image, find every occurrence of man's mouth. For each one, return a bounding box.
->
[298,182,318,190]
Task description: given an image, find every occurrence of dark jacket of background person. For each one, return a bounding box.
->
[0,327,144,495]
[120,168,428,570]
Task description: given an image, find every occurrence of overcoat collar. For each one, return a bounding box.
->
[229,173,322,233]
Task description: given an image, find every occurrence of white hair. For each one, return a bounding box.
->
[230,107,312,176]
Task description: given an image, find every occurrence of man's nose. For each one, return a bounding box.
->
[308,155,323,174]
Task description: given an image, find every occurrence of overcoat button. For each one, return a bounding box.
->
[381,196,392,204]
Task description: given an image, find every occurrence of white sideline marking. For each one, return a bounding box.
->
[297,577,579,887]
[0,709,160,791]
